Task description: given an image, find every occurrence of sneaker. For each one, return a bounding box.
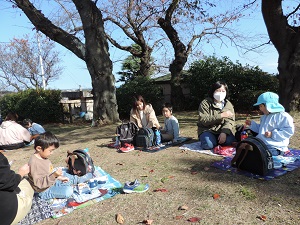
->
[119,143,135,153]
[123,179,149,193]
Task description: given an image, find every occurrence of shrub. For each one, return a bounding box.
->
[0,89,62,123]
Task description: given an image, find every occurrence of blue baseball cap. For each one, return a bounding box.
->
[253,92,285,113]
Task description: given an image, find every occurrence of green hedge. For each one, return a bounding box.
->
[0,89,62,123]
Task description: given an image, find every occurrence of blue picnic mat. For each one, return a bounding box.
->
[211,149,300,180]
[18,166,122,224]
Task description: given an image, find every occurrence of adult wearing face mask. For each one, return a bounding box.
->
[197,81,236,149]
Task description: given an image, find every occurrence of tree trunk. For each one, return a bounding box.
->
[14,0,119,123]
[158,0,187,109]
[262,0,300,111]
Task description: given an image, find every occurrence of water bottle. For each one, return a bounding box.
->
[240,131,248,140]
[155,129,161,146]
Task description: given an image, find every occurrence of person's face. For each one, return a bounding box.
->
[162,107,172,118]
[137,101,144,111]
[36,145,56,159]
[259,104,269,115]
[214,85,226,94]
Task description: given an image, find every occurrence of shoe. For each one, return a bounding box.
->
[123,179,149,193]
[119,143,135,153]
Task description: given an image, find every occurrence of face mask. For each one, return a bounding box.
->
[213,91,226,102]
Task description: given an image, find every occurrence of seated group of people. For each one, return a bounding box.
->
[0,112,45,150]
[130,81,295,157]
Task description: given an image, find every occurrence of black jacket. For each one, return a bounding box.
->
[0,152,22,225]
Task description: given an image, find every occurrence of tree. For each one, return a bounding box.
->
[117,44,155,82]
[100,0,164,77]
[157,0,252,109]
[11,0,119,124]
[262,0,300,111]
[0,34,62,91]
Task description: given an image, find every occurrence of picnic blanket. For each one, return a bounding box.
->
[211,149,300,180]
[18,166,122,224]
[137,136,192,153]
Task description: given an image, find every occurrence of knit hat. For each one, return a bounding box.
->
[253,92,285,113]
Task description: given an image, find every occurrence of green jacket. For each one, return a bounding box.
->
[197,97,236,136]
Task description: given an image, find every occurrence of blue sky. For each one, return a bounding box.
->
[0,2,279,91]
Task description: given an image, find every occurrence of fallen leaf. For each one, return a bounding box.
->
[175,215,183,220]
[116,213,124,224]
[187,217,201,222]
[191,171,198,175]
[142,219,153,225]
[178,205,189,210]
[257,215,267,221]
[213,193,220,199]
[153,188,168,192]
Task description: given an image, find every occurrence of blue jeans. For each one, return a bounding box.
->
[199,131,236,149]
[39,169,93,200]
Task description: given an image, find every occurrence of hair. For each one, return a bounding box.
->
[5,112,18,122]
[23,118,32,126]
[208,81,229,99]
[34,131,59,151]
[162,102,173,114]
[132,95,147,117]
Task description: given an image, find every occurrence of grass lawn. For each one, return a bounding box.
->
[4,111,300,225]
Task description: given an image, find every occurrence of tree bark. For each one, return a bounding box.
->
[158,0,187,109]
[262,0,300,111]
[13,0,119,123]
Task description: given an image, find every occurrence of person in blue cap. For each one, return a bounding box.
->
[245,92,294,156]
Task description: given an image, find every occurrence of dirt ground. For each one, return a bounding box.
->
[4,111,300,225]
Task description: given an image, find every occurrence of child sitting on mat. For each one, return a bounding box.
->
[160,103,180,143]
[245,92,294,156]
[27,132,93,200]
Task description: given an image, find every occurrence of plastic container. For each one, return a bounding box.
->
[154,129,161,145]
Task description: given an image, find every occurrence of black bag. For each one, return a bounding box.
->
[135,127,154,148]
[66,149,95,176]
[116,122,139,144]
[231,137,274,176]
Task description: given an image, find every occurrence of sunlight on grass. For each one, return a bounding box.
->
[239,186,256,200]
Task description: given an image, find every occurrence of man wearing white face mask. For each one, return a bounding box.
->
[197,81,236,149]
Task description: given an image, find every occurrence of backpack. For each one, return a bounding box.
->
[135,127,154,148]
[66,149,95,176]
[116,122,139,144]
[231,137,274,176]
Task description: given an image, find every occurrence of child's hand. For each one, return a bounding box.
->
[57,176,69,183]
[53,167,63,177]
[265,131,272,138]
[245,120,251,126]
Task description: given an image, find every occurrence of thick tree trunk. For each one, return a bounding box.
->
[14,0,120,123]
[262,0,300,111]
